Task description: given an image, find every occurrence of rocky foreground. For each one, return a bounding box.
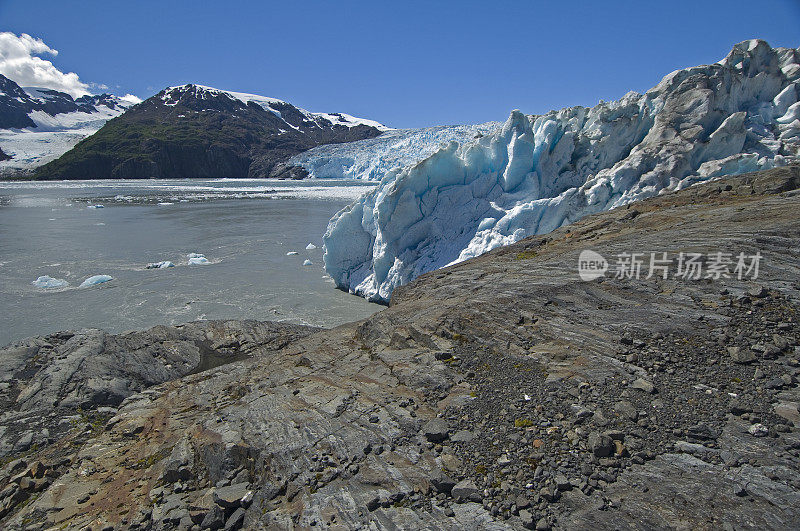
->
[1,165,800,529]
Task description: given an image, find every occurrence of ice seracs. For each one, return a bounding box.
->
[32,275,68,289]
[323,40,800,303]
[79,275,112,288]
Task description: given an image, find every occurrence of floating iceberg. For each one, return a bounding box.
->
[303,259,313,266]
[79,275,112,288]
[305,243,317,250]
[146,261,175,269]
[32,275,68,289]
[286,251,299,256]
[324,40,800,303]
[187,253,209,265]
[87,204,104,209]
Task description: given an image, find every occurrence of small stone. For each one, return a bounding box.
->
[422,418,450,443]
[519,509,534,529]
[429,469,456,495]
[440,453,462,472]
[451,479,481,502]
[728,346,756,364]
[748,285,768,298]
[748,423,769,437]
[614,400,638,421]
[555,475,572,491]
[775,403,800,426]
[631,379,656,394]
[535,517,552,531]
[214,483,251,509]
[571,405,594,418]
[515,495,531,509]
[450,430,475,443]
[589,432,615,458]
[224,507,245,531]
[201,506,225,530]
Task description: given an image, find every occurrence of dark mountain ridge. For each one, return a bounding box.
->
[0,74,127,130]
[32,84,387,180]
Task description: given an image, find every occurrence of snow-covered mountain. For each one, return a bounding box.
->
[286,122,501,180]
[160,84,390,133]
[34,84,388,180]
[0,74,138,176]
[323,39,800,303]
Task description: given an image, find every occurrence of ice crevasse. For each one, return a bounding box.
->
[323,40,800,303]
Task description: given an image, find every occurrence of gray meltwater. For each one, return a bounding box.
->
[0,179,381,346]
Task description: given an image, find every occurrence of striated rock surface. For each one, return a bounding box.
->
[324,40,800,302]
[0,165,799,529]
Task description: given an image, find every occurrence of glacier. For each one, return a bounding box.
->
[287,122,501,180]
[323,40,800,303]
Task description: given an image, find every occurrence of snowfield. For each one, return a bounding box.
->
[323,40,800,303]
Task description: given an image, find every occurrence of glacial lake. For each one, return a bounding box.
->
[0,179,382,347]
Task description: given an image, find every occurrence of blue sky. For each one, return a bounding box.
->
[1,0,798,128]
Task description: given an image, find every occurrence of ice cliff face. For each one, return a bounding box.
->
[287,122,501,180]
[324,40,800,303]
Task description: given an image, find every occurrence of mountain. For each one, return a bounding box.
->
[32,84,389,180]
[323,39,800,303]
[0,74,137,177]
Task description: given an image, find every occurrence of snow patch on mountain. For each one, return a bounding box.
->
[161,84,389,132]
[323,40,800,303]
[0,77,136,175]
[287,122,501,180]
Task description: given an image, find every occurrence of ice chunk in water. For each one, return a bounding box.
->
[187,253,209,265]
[79,275,112,288]
[146,261,175,269]
[305,243,317,250]
[303,259,313,266]
[286,251,299,256]
[32,275,68,289]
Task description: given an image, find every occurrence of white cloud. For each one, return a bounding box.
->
[120,93,142,104]
[0,32,90,97]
